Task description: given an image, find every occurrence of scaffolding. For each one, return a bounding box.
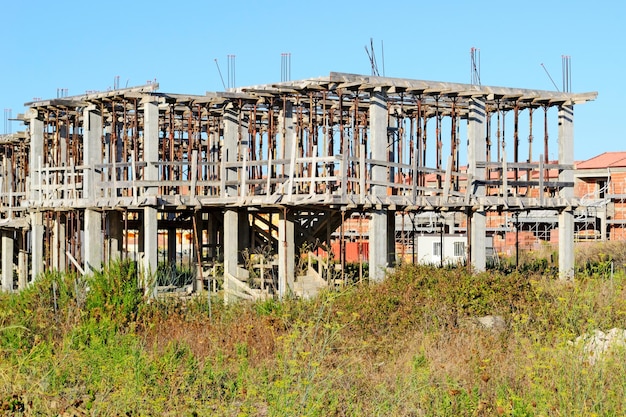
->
[0,72,597,294]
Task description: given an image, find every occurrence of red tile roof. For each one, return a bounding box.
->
[576,152,626,169]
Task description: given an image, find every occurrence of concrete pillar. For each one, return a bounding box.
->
[52,216,66,271]
[279,101,295,195]
[83,106,102,200]
[467,98,487,271]
[2,230,14,291]
[83,107,103,274]
[368,92,391,281]
[142,98,160,290]
[558,104,575,280]
[370,210,388,281]
[27,111,45,282]
[142,207,158,293]
[103,124,111,196]
[18,249,28,289]
[142,98,159,195]
[31,212,44,281]
[223,208,238,302]
[193,210,205,292]
[16,230,27,288]
[223,109,239,198]
[222,107,248,301]
[28,109,44,202]
[84,209,102,273]
[278,209,295,298]
[107,211,124,261]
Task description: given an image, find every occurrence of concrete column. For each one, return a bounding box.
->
[193,210,205,292]
[83,106,102,201]
[84,209,102,273]
[142,99,160,289]
[107,210,123,261]
[223,109,239,198]
[103,124,111,196]
[18,249,28,289]
[467,98,487,271]
[52,216,66,271]
[222,107,246,301]
[25,110,44,281]
[83,107,103,274]
[558,104,575,280]
[17,230,27,288]
[280,101,295,195]
[368,92,391,281]
[142,99,159,196]
[142,207,158,293]
[278,209,295,298]
[28,109,44,202]
[223,209,238,302]
[369,209,388,281]
[31,212,44,281]
[2,230,14,291]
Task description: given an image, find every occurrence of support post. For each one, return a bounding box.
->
[468,97,487,272]
[16,230,27,288]
[83,106,103,274]
[52,216,66,271]
[84,210,102,273]
[31,212,44,281]
[142,207,158,294]
[2,230,14,291]
[142,98,160,292]
[28,109,43,202]
[27,110,44,282]
[369,91,391,281]
[278,209,295,298]
[107,211,124,261]
[223,208,239,303]
[558,104,575,280]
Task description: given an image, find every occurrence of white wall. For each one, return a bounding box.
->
[416,235,468,265]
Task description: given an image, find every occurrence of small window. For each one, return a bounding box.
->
[433,242,442,257]
[454,241,465,257]
[597,180,606,199]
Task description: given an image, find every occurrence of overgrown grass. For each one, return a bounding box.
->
[1,259,626,415]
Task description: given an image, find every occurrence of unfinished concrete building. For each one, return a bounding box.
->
[0,73,596,298]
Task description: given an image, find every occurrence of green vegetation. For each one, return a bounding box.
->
[2,254,626,416]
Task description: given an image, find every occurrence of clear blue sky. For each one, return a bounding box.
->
[1,0,622,161]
